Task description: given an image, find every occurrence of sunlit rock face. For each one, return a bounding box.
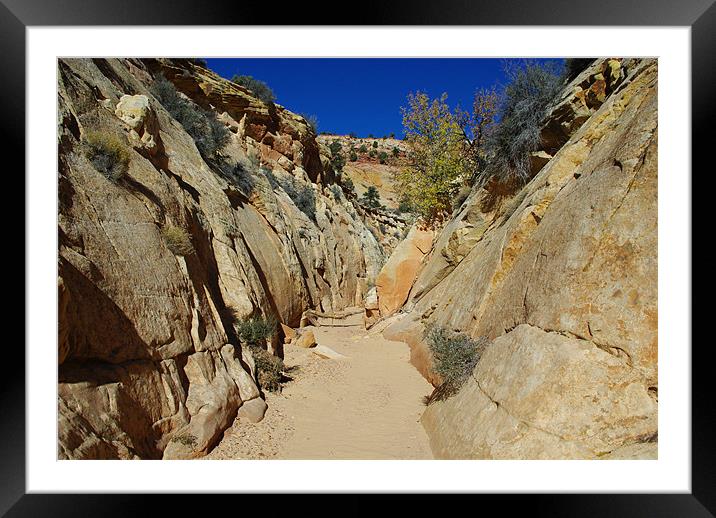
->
[383,58,658,459]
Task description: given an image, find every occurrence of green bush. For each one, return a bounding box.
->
[83,131,130,182]
[349,151,358,162]
[161,225,194,256]
[231,74,276,104]
[372,141,378,148]
[359,144,368,153]
[424,326,489,404]
[150,76,230,159]
[328,184,342,201]
[249,345,284,392]
[378,151,388,164]
[263,169,317,221]
[361,186,381,208]
[341,176,355,193]
[235,315,277,346]
[392,146,400,157]
[329,140,342,155]
[484,61,562,183]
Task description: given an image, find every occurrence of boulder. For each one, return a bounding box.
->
[114,94,161,155]
[376,226,433,316]
[294,328,317,348]
[237,397,268,423]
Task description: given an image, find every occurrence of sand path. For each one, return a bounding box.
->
[207,324,434,459]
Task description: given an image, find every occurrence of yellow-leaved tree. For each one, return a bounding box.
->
[397,90,497,226]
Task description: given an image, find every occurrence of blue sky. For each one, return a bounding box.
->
[205,58,564,138]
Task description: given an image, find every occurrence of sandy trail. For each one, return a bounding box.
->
[207,324,434,459]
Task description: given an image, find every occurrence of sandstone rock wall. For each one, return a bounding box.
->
[57,58,387,459]
[384,58,658,459]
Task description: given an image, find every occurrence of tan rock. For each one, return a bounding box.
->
[237,397,268,423]
[392,59,659,459]
[281,323,297,343]
[294,329,317,348]
[376,226,433,316]
[57,57,390,459]
[421,325,657,459]
[114,94,161,155]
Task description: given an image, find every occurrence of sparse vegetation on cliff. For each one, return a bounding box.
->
[231,74,276,104]
[150,76,230,159]
[161,225,194,256]
[361,186,381,209]
[83,131,130,182]
[483,60,562,183]
[263,168,317,221]
[234,314,283,393]
[423,326,489,405]
[235,315,277,346]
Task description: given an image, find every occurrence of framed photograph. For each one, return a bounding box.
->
[10,0,706,513]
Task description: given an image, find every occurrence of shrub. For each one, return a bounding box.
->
[372,141,378,148]
[349,151,358,162]
[171,433,198,448]
[563,58,595,82]
[424,326,489,404]
[83,131,130,182]
[484,60,562,183]
[341,176,355,193]
[359,144,368,153]
[392,146,400,157]
[231,74,276,104]
[328,184,342,201]
[378,151,388,164]
[397,195,413,214]
[235,315,277,346]
[263,169,316,221]
[361,186,381,208]
[248,344,284,392]
[348,131,358,138]
[301,113,319,134]
[329,140,342,155]
[161,225,194,256]
[150,76,230,159]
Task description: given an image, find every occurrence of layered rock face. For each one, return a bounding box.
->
[384,58,658,459]
[57,58,387,459]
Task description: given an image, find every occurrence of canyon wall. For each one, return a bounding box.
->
[57,58,398,459]
[383,58,658,459]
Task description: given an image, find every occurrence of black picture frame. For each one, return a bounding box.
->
[8,0,705,514]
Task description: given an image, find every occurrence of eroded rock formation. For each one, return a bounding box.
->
[57,58,394,459]
[382,58,658,459]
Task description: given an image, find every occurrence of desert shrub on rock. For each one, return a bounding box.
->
[150,76,230,159]
[235,315,277,346]
[424,326,489,404]
[231,74,276,104]
[361,186,381,209]
[483,60,562,183]
[83,131,130,182]
[161,225,194,256]
[263,168,317,221]
[250,345,284,392]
